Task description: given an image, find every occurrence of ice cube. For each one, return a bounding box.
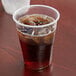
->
[32,37,43,44]
[38,28,49,35]
[17,30,36,45]
[43,32,54,44]
[49,24,56,32]
[19,15,36,25]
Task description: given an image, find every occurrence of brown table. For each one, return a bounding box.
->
[0,0,76,76]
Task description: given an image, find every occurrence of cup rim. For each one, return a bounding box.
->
[13,5,60,28]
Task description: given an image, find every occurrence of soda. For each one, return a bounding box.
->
[17,14,55,70]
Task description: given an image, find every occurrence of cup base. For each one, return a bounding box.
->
[24,63,52,71]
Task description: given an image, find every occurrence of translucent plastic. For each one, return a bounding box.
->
[1,0,30,15]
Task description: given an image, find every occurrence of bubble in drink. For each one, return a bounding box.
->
[17,14,55,70]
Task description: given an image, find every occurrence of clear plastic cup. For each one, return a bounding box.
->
[13,5,60,70]
[1,0,30,15]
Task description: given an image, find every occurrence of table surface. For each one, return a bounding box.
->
[0,0,76,76]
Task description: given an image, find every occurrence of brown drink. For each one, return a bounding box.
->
[17,14,55,70]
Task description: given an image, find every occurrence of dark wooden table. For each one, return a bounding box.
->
[0,0,76,76]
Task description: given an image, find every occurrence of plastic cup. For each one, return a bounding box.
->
[13,5,60,70]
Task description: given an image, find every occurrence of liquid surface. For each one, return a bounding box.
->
[19,14,54,26]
